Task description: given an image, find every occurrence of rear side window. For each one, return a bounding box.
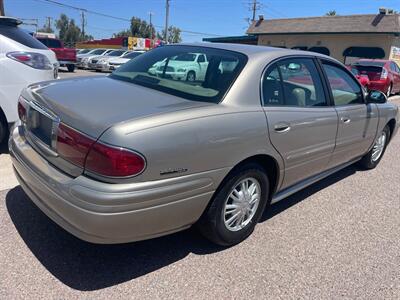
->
[0,25,48,49]
[322,63,363,106]
[263,58,327,107]
[36,38,62,48]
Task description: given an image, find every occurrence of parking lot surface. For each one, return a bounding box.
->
[0,71,399,298]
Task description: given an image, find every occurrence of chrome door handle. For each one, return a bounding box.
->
[341,117,351,124]
[274,123,291,133]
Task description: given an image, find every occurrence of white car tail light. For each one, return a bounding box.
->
[6,51,53,70]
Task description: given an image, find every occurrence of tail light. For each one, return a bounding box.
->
[56,123,145,178]
[381,68,388,80]
[6,51,52,70]
[18,97,27,123]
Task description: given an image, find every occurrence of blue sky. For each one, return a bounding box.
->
[4,0,400,42]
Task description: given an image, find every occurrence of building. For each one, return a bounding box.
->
[204,8,400,66]
[76,37,162,50]
[246,8,400,65]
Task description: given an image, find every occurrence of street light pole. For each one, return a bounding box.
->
[164,0,170,43]
[0,0,5,16]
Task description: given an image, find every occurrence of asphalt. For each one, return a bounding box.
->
[0,71,399,298]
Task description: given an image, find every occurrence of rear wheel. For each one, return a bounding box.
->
[359,125,390,169]
[197,163,269,246]
[186,71,196,82]
[67,64,75,72]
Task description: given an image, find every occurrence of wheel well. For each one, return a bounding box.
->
[230,154,280,199]
[0,107,7,125]
[387,119,396,141]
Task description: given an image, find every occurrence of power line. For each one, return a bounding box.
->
[32,0,223,37]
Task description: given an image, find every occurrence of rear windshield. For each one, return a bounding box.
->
[0,25,48,49]
[354,61,385,67]
[354,65,382,73]
[110,45,247,103]
[36,37,62,48]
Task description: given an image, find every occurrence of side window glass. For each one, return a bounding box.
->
[262,65,284,106]
[277,58,327,107]
[322,63,363,106]
[198,55,205,63]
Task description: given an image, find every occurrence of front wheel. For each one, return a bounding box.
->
[186,71,196,82]
[359,125,390,169]
[197,163,269,246]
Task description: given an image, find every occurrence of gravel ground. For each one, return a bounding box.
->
[0,81,399,299]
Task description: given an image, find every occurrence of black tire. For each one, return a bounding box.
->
[67,64,75,72]
[0,116,7,145]
[359,125,390,169]
[197,163,270,246]
[186,71,196,82]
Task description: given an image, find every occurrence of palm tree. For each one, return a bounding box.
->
[325,10,337,16]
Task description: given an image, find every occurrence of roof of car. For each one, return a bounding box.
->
[0,16,22,26]
[176,42,331,60]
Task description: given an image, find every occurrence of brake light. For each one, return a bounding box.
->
[6,51,52,70]
[56,123,145,177]
[85,143,146,177]
[381,68,388,80]
[57,123,95,167]
[18,97,27,123]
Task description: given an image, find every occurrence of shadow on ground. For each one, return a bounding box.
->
[6,164,358,291]
[0,140,9,154]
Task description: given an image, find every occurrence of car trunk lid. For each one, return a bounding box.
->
[354,65,384,81]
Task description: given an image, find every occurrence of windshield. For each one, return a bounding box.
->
[110,45,247,103]
[108,50,125,56]
[90,49,107,55]
[78,49,91,54]
[123,52,143,59]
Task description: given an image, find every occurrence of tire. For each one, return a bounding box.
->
[0,117,7,145]
[359,125,390,169]
[67,64,75,72]
[386,83,392,97]
[186,71,196,82]
[197,163,270,246]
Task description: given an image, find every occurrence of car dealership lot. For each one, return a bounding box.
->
[0,72,399,298]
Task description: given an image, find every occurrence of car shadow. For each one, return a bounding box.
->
[0,141,9,154]
[6,164,358,291]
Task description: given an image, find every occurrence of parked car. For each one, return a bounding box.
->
[10,44,399,246]
[88,49,130,72]
[76,49,113,69]
[346,65,370,89]
[35,35,77,72]
[149,52,209,81]
[0,17,58,144]
[352,59,400,96]
[77,49,91,55]
[108,51,145,70]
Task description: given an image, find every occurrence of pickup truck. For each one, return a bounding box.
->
[36,36,76,72]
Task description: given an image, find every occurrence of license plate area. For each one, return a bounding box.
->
[28,107,53,147]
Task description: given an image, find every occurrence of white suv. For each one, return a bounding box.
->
[0,17,58,144]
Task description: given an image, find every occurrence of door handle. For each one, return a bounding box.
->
[274,123,291,133]
[341,117,351,124]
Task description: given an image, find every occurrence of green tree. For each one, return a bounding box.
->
[325,10,337,16]
[130,17,155,38]
[157,26,182,44]
[113,29,131,38]
[38,23,54,33]
[55,14,92,46]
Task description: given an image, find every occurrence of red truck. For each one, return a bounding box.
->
[35,33,76,72]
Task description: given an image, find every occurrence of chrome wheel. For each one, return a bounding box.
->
[386,84,392,97]
[223,177,261,232]
[371,131,387,162]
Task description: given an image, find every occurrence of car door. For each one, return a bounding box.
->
[320,60,379,168]
[262,57,338,190]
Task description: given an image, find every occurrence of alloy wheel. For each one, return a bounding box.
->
[371,131,387,162]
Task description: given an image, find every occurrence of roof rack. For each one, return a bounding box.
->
[0,17,23,26]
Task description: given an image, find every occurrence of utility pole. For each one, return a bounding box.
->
[251,0,260,21]
[164,0,170,43]
[80,10,86,38]
[45,16,52,32]
[149,11,154,39]
[0,0,5,16]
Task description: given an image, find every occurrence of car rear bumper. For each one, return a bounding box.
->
[368,80,390,92]
[9,125,223,244]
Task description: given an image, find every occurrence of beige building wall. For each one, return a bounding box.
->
[258,33,400,63]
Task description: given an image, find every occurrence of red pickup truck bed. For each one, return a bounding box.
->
[36,37,77,72]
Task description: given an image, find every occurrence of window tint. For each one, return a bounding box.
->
[91,49,107,55]
[123,52,142,59]
[263,58,326,107]
[111,45,247,103]
[108,50,125,56]
[198,55,206,63]
[0,25,48,49]
[322,63,363,106]
[37,38,62,48]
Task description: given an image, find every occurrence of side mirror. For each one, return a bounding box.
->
[366,90,387,104]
